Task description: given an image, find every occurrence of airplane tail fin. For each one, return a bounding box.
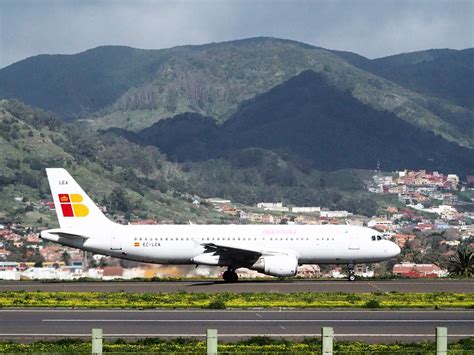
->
[46,168,113,229]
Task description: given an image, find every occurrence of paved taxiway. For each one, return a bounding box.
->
[1,279,473,293]
[0,309,472,343]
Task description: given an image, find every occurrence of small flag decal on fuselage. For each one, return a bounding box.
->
[58,194,89,217]
[134,242,140,247]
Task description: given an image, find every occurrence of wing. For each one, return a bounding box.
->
[202,243,262,265]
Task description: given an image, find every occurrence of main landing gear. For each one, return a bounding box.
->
[348,264,356,282]
[223,268,239,283]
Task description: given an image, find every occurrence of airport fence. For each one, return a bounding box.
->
[84,327,466,355]
[1,327,473,354]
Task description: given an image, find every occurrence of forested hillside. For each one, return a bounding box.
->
[0,100,390,219]
[113,71,474,175]
[0,100,224,225]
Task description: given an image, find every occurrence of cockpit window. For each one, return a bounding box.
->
[371,236,376,241]
[377,235,382,241]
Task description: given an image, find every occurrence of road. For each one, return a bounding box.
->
[0,309,472,343]
[1,279,473,293]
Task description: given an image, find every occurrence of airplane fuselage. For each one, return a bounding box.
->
[42,224,399,266]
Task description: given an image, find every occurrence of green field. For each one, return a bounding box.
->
[0,291,472,309]
[1,336,473,354]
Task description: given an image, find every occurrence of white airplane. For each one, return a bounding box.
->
[40,168,400,282]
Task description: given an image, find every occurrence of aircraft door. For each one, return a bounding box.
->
[110,235,122,250]
[349,235,360,250]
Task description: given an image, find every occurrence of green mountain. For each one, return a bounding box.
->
[0,38,472,147]
[114,70,474,175]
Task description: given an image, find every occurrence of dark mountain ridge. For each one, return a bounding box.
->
[113,71,473,175]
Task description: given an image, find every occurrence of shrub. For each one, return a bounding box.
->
[346,294,361,304]
[206,298,226,309]
[365,299,381,308]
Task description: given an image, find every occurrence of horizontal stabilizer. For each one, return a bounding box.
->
[40,229,89,242]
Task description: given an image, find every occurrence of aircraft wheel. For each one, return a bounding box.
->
[348,273,356,282]
[223,270,238,283]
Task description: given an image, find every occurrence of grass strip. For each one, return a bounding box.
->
[0,291,473,309]
[0,337,473,354]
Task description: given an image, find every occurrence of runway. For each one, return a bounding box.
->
[1,279,473,293]
[0,309,472,343]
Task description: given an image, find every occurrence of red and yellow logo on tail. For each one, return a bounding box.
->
[58,194,89,217]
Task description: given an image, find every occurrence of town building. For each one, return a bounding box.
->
[393,263,448,278]
[291,207,321,213]
[393,234,416,248]
[257,202,289,212]
[320,210,352,218]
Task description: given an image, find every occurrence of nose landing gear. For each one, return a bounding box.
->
[348,264,356,282]
[223,268,239,283]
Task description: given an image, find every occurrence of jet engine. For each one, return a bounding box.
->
[250,254,298,277]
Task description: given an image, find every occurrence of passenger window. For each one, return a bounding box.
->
[371,236,376,241]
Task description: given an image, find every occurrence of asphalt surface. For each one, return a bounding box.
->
[1,279,473,293]
[0,309,472,343]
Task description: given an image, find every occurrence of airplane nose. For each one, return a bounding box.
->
[391,242,401,257]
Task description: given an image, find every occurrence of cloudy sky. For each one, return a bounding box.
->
[1,0,473,68]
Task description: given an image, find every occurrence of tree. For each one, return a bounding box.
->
[448,246,473,278]
[61,251,71,266]
[109,187,131,213]
[30,249,44,266]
